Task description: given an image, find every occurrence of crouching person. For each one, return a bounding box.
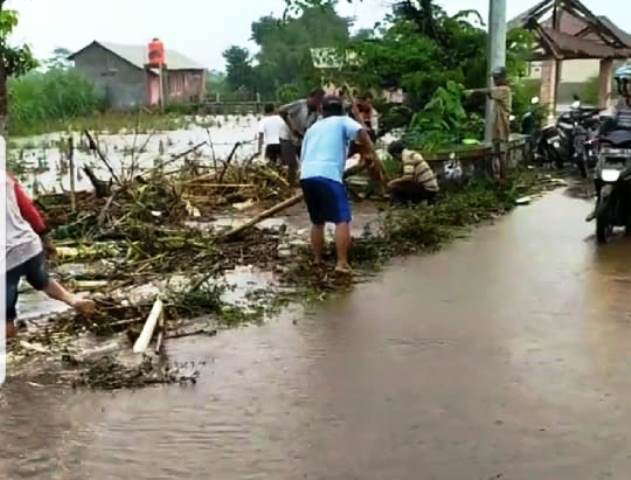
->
[299,96,382,274]
[387,141,439,204]
[4,172,96,338]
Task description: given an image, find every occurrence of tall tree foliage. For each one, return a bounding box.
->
[286,0,531,107]
[223,46,256,95]
[222,1,350,99]
[0,0,37,135]
[43,47,72,71]
[252,3,350,97]
[326,3,491,109]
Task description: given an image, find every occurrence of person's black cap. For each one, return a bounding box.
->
[322,95,343,109]
[492,66,507,78]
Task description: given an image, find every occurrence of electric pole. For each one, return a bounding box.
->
[485,0,507,143]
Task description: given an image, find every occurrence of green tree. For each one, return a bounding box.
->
[43,47,73,71]
[223,46,256,96]
[0,0,37,135]
[206,69,230,100]
[324,1,531,109]
[325,7,486,110]
[251,2,350,97]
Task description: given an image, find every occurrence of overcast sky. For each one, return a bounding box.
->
[6,0,631,70]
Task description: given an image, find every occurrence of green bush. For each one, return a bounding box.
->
[8,68,105,136]
[379,104,414,135]
[404,81,481,151]
[276,83,301,104]
[581,75,599,106]
[511,78,543,118]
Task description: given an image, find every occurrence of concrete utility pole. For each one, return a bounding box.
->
[485,0,508,143]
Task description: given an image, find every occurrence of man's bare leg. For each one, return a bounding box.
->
[6,322,17,338]
[43,280,96,316]
[288,159,298,187]
[311,224,325,265]
[334,222,352,273]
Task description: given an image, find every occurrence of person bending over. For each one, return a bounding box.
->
[4,172,96,338]
[299,96,382,274]
[387,141,439,204]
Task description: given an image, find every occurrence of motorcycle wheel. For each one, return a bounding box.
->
[596,214,611,244]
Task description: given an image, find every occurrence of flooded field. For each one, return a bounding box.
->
[9,114,261,194]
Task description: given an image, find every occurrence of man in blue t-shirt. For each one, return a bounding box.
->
[300,95,382,274]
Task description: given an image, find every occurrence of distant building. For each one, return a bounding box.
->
[69,41,206,110]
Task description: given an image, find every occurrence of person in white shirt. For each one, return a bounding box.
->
[258,104,290,165]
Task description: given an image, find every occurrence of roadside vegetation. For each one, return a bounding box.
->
[8,68,105,136]
[6,65,196,137]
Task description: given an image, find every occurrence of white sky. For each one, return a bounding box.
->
[6,0,631,70]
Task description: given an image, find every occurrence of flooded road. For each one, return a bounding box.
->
[3,189,631,479]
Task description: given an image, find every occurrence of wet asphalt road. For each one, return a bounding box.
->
[3,189,631,479]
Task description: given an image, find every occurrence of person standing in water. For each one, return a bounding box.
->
[299,96,383,274]
[257,103,289,165]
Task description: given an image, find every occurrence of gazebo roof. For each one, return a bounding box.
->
[509,0,631,60]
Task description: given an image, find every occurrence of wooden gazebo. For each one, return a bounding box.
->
[510,0,631,114]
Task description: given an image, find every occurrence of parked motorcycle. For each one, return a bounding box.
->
[591,128,631,243]
[537,122,566,169]
[572,106,602,176]
[557,100,602,177]
[537,100,600,177]
[519,97,563,167]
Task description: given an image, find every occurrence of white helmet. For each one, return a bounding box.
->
[615,64,631,98]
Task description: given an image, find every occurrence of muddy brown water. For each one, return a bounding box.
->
[3,189,631,479]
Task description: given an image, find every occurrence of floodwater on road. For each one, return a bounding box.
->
[3,189,631,480]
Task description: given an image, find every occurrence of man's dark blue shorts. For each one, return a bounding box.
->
[300,176,351,225]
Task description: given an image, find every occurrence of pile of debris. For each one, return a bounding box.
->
[9,132,306,389]
[10,130,564,389]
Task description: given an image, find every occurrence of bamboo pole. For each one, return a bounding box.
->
[223,193,304,240]
[217,141,242,184]
[144,141,208,177]
[223,163,367,240]
[154,313,166,355]
[67,136,76,212]
[83,130,121,185]
[133,297,164,354]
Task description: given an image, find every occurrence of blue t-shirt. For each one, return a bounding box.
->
[300,116,363,183]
